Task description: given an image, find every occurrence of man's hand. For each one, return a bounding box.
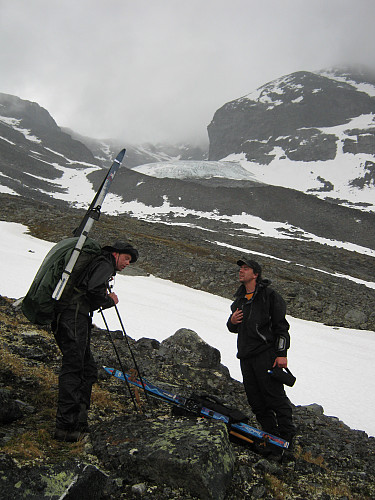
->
[273,356,287,369]
[230,308,243,325]
[108,292,119,305]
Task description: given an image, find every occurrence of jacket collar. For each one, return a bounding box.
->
[234,279,272,298]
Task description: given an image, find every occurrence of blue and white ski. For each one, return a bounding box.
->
[103,366,289,449]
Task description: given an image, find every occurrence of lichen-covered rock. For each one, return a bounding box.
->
[59,464,109,500]
[0,457,109,499]
[91,415,235,499]
[159,328,221,369]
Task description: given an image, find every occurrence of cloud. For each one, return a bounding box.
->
[1,0,375,146]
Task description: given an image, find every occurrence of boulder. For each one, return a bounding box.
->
[91,415,235,500]
[0,456,109,499]
[159,328,221,369]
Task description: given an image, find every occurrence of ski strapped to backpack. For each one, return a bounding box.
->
[21,149,126,325]
[53,149,125,301]
[103,366,289,450]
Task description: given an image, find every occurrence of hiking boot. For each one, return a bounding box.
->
[54,428,87,443]
[278,432,296,461]
[281,432,296,451]
[77,422,90,433]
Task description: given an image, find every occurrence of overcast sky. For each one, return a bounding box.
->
[1,0,375,146]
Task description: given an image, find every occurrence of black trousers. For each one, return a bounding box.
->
[53,310,98,430]
[240,348,295,439]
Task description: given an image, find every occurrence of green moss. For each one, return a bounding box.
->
[41,470,76,497]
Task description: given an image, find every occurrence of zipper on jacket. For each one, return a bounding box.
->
[255,324,268,343]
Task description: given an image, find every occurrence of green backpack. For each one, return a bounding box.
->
[21,237,102,325]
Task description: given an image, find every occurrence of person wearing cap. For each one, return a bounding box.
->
[53,239,138,442]
[227,257,295,453]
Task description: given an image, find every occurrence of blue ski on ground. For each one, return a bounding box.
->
[103,366,289,450]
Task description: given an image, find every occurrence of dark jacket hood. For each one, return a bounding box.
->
[234,278,272,298]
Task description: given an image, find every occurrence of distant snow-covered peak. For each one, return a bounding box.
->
[316,67,375,97]
[237,67,375,109]
[132,160,258,181]
[243,73,305,105]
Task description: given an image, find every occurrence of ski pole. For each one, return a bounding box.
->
[100,308,139,412]
[110,298,153,411]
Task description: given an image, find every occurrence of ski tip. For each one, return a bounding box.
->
[115,149,126,163]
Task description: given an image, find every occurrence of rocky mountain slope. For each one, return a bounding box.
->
[1,192,374,333]
[0,79,375,331]
[0,92,205,189]
[63,128,207,169]
[1,295,374,499]
[0,93,101,201]
[208,67,375,162]
[1,76,375,319]
[1,81,375,253]
[207,67,375,211]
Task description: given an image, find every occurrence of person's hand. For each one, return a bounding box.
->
[273,356,287,369]
[108,292,119,304]
[230,308,243,325]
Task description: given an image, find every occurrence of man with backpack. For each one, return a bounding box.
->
[52,239,139,442]
[227,257,295,457]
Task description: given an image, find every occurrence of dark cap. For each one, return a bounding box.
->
[237,257,262,275]
[102,240,139,263]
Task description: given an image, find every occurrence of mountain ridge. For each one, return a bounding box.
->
[2,87,374,251]
[207,67,375,213]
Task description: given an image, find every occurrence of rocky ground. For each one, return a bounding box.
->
[1,295,375,499]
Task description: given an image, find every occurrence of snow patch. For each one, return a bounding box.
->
[0,115,41,143]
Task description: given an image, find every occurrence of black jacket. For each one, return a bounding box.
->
[57,251,117,315]
[227,279,290,359]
